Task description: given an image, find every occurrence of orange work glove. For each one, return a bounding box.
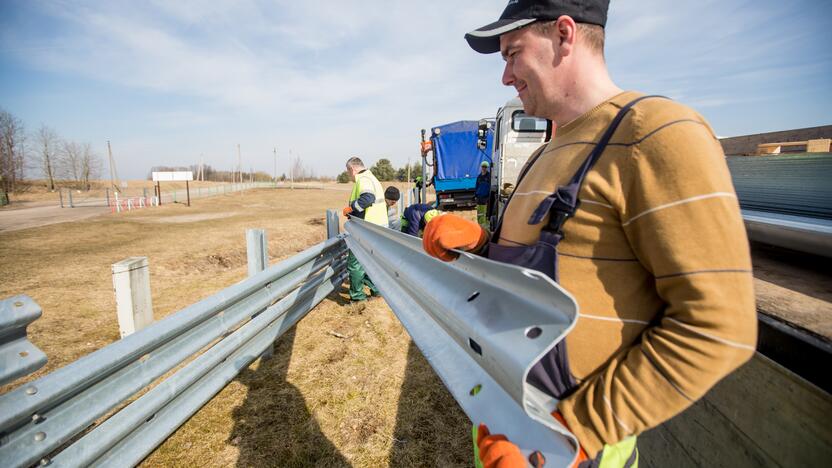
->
[342,206,353,217]
[476,424,539,468]
[422,213,487,261]
[552,412,588,467]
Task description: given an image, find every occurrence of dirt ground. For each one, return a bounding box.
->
[0,187,469,467]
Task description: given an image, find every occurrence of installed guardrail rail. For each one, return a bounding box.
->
[345,217,581,466]
[0,227,347,467]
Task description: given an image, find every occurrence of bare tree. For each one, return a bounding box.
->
[36,125,60,190]
[0,109,27,203]
[59,140,82,188]
[79,143,101,191]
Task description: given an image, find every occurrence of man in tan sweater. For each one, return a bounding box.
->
[422,1,757,466]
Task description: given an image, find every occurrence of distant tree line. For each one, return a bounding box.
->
[336,158,423,184]
[149,155,332,183]
[0,107,102,205]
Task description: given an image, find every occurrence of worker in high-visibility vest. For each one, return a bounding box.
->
[343,157,388,301]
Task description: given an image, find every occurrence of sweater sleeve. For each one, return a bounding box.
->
[558,110,757,455]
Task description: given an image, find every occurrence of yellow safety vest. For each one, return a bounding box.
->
[350,170,389,227]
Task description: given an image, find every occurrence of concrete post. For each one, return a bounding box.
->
[112,257,154,338]
[246,229,272,359]
[326,209,340,239]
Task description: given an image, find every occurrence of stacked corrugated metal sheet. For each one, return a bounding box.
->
[727,153,832,219]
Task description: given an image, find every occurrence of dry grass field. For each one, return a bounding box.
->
[0,187,470,467]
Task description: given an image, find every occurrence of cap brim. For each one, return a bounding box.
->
[464,18,537,54]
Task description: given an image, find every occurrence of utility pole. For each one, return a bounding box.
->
[198,154,204,181]
[289,149,294,189]
[237,144,242,184]
[273,147,277,184]
[108,140,122,193]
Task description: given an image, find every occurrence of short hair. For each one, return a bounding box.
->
[531,20,605,56]
[346,157,365,169]
[384,186,400,201]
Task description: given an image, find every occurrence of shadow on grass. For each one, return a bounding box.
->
[389,341,471,467]
[228,327,349,468]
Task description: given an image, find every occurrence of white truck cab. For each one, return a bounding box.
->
[489,97,549,220]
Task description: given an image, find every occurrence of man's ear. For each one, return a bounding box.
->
[555,15,577,57]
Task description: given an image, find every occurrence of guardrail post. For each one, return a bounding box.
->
[68,189,74,208]
[326,209,340,239]
[59,189,64,208]
[397,191,402,217]
[246,229,273,359]
[111,257,154,338]
[246,229,269,277]
[106,188,110,207]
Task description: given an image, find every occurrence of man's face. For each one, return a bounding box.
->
[386,199,397,208]
[481,166,488,175]
[500,25,561,118]
[346,166,356,181]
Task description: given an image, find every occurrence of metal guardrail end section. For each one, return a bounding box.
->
[0,295,48,387]
[0,238,348,468]
[344,218,581,466]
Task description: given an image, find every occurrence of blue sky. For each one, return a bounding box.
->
[1,0,830,179]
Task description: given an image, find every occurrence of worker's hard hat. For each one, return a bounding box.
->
[481,161,490,168]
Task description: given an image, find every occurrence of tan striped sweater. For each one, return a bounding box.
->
[498,91,757,456]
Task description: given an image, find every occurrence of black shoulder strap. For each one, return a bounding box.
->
[490,142,549,241]
[529,94,668,232]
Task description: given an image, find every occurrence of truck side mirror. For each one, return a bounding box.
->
[477,120,491,150]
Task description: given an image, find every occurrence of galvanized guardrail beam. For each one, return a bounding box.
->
[0,296,47,387]
[345,217,580,466]
[0,236,347,468]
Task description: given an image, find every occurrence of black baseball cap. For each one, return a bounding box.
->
[464,0,610,54]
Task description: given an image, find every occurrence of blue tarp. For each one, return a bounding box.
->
[431,121,493,191]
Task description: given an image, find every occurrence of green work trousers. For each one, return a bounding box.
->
[476,204,489,230]
[347,251,379,301]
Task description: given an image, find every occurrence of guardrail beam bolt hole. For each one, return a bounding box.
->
[468,338,482,355]
[529,451,545,467]
[14,301,23,307]
[525,326,542,339]
[467,291,480,302]
[469,384,482,396]
[19,350,29,357]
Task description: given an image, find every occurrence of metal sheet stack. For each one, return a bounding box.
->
[726,153,832,219]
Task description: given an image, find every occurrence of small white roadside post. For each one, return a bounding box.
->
[246,229,272,359]
[112,257,154,338]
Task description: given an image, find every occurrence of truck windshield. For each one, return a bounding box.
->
[511,111,547,132]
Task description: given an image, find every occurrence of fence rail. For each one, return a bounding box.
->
[0,231,347,467]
